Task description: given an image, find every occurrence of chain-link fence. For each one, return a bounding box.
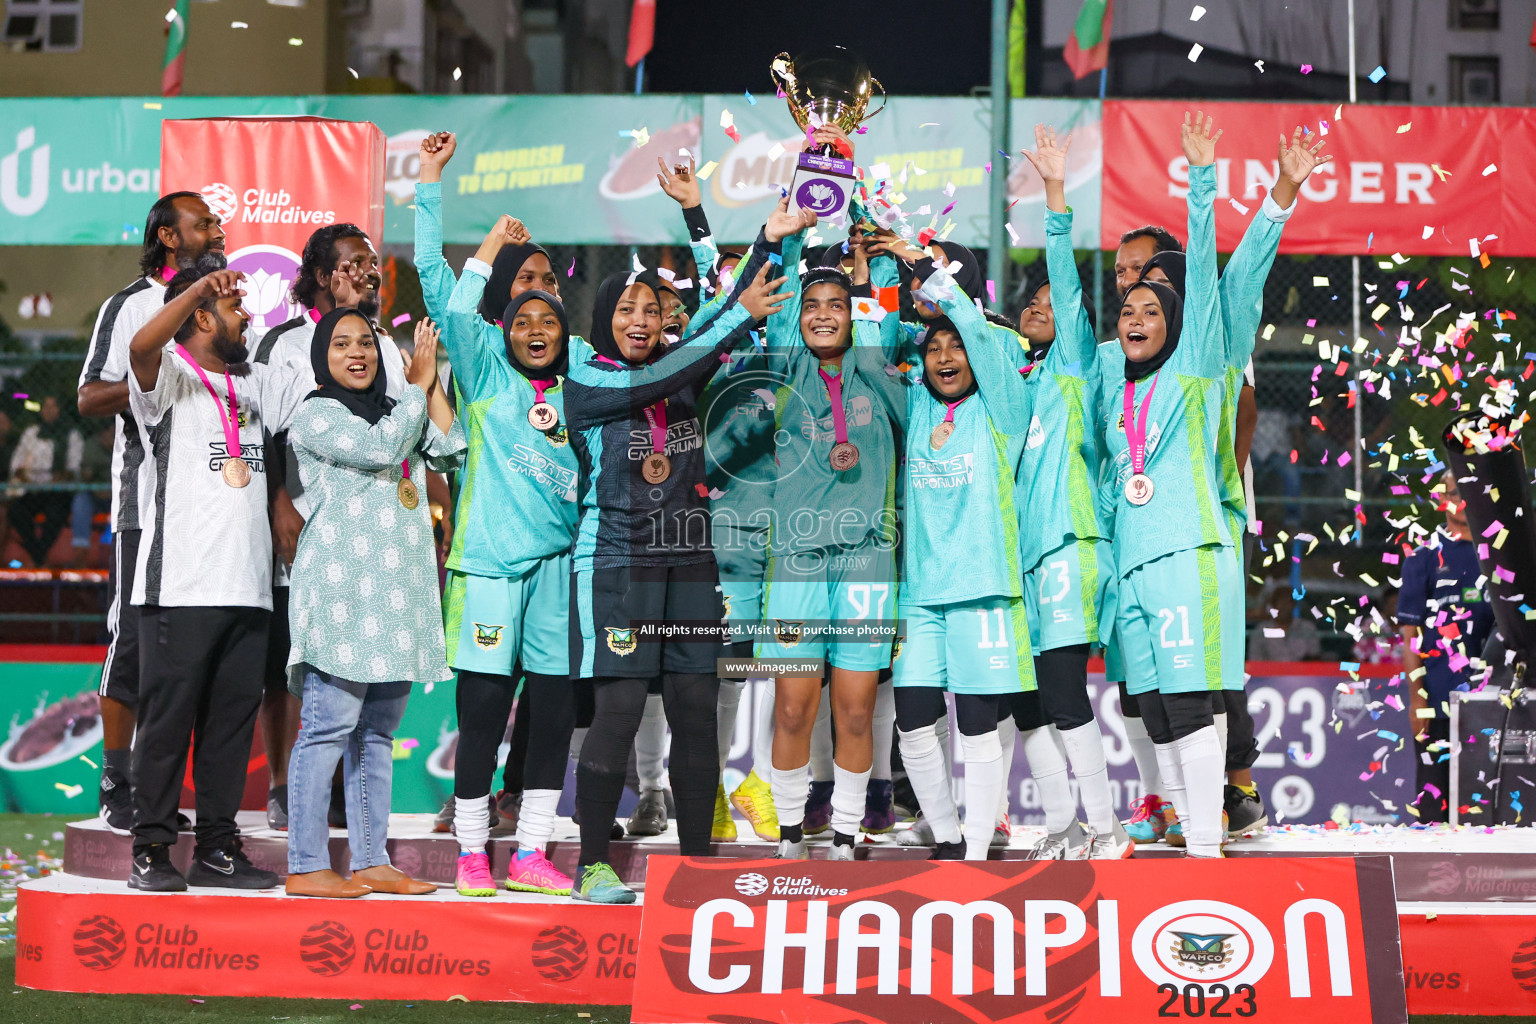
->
[4,247,1530,652]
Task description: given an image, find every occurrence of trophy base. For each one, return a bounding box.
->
[788,151,856,225]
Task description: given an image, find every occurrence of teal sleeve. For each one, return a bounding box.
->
[919,271,1032,436]
[1175,164,1225,379]
[442,264,514,403]
[762,229,804,375]
[849,318,909,433]
[1043,207,1097,373]
[413,182,456,323]
[422,415,468,473]
[1218,201,1286,369]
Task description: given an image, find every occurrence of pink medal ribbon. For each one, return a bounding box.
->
[174,344,248,487]
[1121,371,1160,506]
[640,400,671,483]
[527,377,559,432]
[819,366,860,471]
[930,395,968,449]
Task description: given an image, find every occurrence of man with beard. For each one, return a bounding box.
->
[250,224,405,830]
[76,192,226,831]
[124,267,307,891]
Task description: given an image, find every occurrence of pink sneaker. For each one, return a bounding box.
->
[1125,795,1168,844]
[456,851,497,897]
[505,848,574,896]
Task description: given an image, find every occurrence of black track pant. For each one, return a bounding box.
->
[133,605,268,852]
[894,687,1000,736]
[1138,691,1217,745]
[456,670,573,799]
[576,674,718,866]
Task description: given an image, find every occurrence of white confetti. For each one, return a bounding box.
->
[164,7,179,22]
[1254,60,1265,73]
[766,142,785,161]
[1190,4,1207,19]
[1188,42,1204,62]
[452,67,462,81]
[1421,225,1434,240]
[1483,164,1498,176]
[1228,198,1250,215]
[230,20,248,28]
[288,37,303,46]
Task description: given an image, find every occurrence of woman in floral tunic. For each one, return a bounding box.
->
[284,310,465,898]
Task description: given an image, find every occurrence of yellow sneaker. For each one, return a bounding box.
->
[712,784,737,842]
[730,770,779,842]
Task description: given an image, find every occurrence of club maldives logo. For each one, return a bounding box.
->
[200,181,239,223]
[73,914,127,971]
[300,920,357,976]
[733,872,770,897]
[1511,935,1536,993]
[225,243,304,334]
[531,925,589,982]
[794,178,841,215]
[1132,901,1273,987]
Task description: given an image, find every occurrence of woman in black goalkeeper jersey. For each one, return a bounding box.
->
[561,244,790,904]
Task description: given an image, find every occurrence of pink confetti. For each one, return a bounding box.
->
[391,312,412,327]
[350,1004,363,1011]
[1301,64,1313,74]
[567,258,576,277]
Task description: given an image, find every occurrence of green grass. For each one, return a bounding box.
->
[0,815,1520,1023]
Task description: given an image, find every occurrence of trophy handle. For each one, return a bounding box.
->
[861,76,888,124]
[770,53,810,130]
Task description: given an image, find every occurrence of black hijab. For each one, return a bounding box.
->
[928,240,982,302]
[1121,281,1183,383]
[918,317,980,404]
[500,290,570,381]
[588,272,661,365]
[1139,250,1187,297]
[478,242,552,325]
[306,307,396,424]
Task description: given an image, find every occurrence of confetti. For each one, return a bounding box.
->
[696,159,718,180]
[452,67,462,81]
[164,6,179,21]
[1190,4,1206,19]
[53,783,82,799]
[348,67,359,79]
[1187,43,1204,62]
[288,37,303,46]
[1483,164,1498,176]
[567,257,576,277]
[1368,65,1386,83]
[142,102,163,111]
[744,90,756,106]
[1396,122,1412,134]
[1254,60,1265,73]
[230,20,248,28]
[1300,64,1313,74]
[1228,198,1250,215]
[390,313,411,327]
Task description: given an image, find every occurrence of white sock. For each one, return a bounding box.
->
[1213,710,1229,777]
[635,693,668,793]
[898,726,961,843]
[1021,726,1074,833]
[1176,726,1225,857]
[870,684,895,781]
[770,762,810,829]
[830,763,871,838]
[456,790,490,854]
[810,695,835,781]
[514,788,561,853]
[960,730,1005,860]
[716,680,745,773]
[1060,722,1114,833]
[1153,742,1187,824]
[1123,713,1165,804]
[996,715,1016,821]
[751,682,775,780]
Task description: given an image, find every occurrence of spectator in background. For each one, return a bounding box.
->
[1247,586,1322,662]
[1398,470,1494,823]
[1354,589,1404,665]
[0,410,18,480]
[69,423,115,566]
[8,396,83,567]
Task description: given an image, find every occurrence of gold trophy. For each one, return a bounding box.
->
[769,46,885,222]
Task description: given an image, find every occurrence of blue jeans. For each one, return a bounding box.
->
[287,669,410,875]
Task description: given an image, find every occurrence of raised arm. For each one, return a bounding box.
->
[292,386,429,472]
[128,270,244,393]
[565,265,791,427]
[440,217,524,401]
[760,198,819,373]
[1176,111,1226,379]
[414,131,460,322]
[910,261,1032,436]
[655,155,730,334]
[1022,124,1098,373]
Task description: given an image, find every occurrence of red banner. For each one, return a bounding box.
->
[1102,100,1536,257]
[160,117,386,335]
[1399,910,1536,1016]
[16,881,640,1003]
[632,855,1406,1024]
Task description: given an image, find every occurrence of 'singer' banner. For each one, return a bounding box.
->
[631,855,1407,1024]
[1100,100,1536,258]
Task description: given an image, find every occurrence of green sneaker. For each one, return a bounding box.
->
[572,862,636,904]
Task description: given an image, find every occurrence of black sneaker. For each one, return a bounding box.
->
[626,789,668,837]
[930,840,966,861]
[1224,785,1269,838]
[99,769,133,832]
[186,839,278,890]
[129,844,187,892]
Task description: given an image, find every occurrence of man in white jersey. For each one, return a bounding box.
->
[251,222,402,831]
[76,191,226,831]
[125,267,306,892]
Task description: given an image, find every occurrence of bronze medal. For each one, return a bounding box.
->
[398,478,420,510]
[1125,473,1155,506]
[642,452,672,484]
[221,457,251,489]
[528,401,559,433]
[930,421,954,449]
[829,441,860,472]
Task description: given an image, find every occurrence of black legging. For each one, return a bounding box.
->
[455,670,574,799]
[1221,689,1258,771]
[1138,690,1217,745]
[1032,643,1095,729]
[895,687,999,737]
[498,685,533,795]
[576,673,718,867]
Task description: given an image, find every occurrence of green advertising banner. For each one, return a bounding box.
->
[0,95,1100,249]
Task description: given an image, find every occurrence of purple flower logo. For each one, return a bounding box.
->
[795,177,842,215]
[227,243,303,334]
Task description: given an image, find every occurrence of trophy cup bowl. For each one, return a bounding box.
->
[768,46,885,223]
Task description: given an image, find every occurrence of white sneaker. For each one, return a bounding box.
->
[990,816,1012,848]
[774,838,808,859]
[897,817,935,847]
[1088,820,1135,860]
[827,842,855,862]
[1032,821,1089,861]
